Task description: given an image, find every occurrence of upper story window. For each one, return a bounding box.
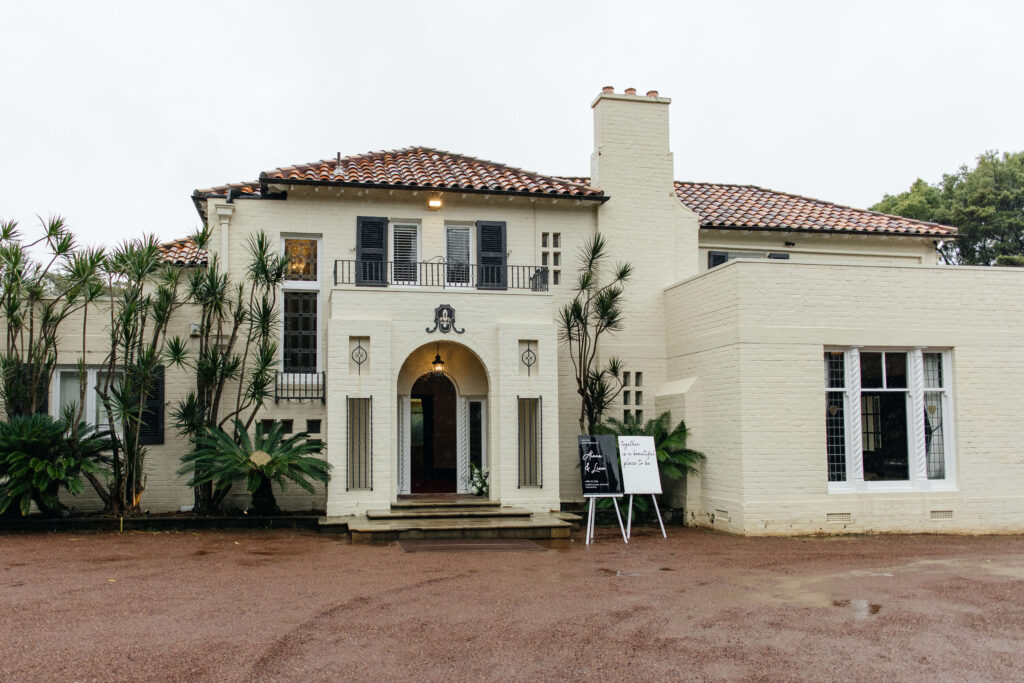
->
[284,238,319,282]
[708,251,789,269]
[392,223,420,285]
[825,348,954,493]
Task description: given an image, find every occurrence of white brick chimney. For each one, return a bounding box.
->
[589,87,699,284]
[590,87,674,195]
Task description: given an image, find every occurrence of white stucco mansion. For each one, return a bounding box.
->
[63,87,1024,534]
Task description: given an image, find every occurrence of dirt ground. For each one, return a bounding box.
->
[2,527,1023,682]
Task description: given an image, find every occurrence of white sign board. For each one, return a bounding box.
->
[618,436,662,495]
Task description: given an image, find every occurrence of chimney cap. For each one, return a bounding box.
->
[624,87,637,95]
[601,85,614,94]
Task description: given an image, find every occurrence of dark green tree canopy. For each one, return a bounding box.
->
[871,151,1024,265]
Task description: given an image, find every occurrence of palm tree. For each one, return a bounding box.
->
[178,419,330,515]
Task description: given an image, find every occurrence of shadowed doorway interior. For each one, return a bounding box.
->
[411,373,457,493]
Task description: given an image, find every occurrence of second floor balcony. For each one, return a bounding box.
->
[333,260,550,292]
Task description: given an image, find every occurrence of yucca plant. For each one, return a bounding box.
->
[178,419,330,515]
[558,233,633,434]
[0,414,111,517]
[172,229,286,514]
[596,411,705,514]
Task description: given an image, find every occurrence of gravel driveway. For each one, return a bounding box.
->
[2,527,1023,681]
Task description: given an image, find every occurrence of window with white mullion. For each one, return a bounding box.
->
[825,347,954,492]
[392,223,419,285]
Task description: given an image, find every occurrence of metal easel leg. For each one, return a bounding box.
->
[651,495,667,538]
[612,497,628,544]
[627,494,634,540]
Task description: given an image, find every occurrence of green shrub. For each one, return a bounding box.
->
[0,414,111,517]
[994,254,1024,267]
[178,419,330,515]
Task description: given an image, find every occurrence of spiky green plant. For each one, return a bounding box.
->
[596,411,705,514]
[178,419,330,515]
[0,414,111,517]
[558,233,633,434]
[91,235,188,515]
[172,228,286,514]
[0,216,103,419]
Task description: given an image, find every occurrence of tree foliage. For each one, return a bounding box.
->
[172,228,286,514]
[178,419,329,516]
[0,216,104,419]
[871,150,1024,265]
[558,233,633,434]
[0,414,111,517]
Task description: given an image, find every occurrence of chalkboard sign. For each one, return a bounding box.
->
[619,436,662,495]
[578,434,623,497]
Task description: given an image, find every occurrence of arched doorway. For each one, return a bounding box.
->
[410,373,458,493]
[397,341,489,497]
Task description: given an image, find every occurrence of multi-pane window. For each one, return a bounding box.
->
[923,353,948,480]
[284,238,318,281]
[283,292,317,373]
[825,351,847,482]
[824,349,954,490]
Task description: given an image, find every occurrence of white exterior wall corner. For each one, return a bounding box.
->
[669,260,1024,535]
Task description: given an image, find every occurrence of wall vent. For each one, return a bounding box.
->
[930,510,954,520]
[827,512,852,523]
[714,509,730,523]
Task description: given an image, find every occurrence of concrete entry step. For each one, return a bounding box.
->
[391,496,497,509]
[366,506,533,520]
[321,512,575,543]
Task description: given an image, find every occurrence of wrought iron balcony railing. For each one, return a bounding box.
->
[274,371,325,403]
[332,260,549,291]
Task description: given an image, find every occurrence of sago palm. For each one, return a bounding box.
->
[179,419,330,515]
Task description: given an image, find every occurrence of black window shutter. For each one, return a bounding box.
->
[356,216,389,286]
[708,251,729,269]
[768,252,790,260]
[476,221,507,290]
[139,366,164,445]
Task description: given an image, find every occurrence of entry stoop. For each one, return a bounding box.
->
[319,498,578,542]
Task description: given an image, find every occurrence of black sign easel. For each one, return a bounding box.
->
[578,435,628,544]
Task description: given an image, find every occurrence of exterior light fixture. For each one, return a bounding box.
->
[427,193,443,210]
[431,344,445,376]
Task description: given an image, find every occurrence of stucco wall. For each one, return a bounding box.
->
[666,259,1024,534]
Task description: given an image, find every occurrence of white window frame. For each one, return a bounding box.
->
[281,234,322,375]
[390,221,421,286]
[51,366,122,431]
[827,347,957,494]
[281,235,321,290]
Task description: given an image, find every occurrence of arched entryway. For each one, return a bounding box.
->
[410,373,458,493]
[397,341,489,497]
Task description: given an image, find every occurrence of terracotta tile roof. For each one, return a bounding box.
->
[674,182,956,237]
[561,177,956,237]
[194,147,603,200]
[159,237,207,266]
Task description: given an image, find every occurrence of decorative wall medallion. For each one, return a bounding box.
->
[522,341,537,376]
[426,304,464,334]
[351,337,368,374]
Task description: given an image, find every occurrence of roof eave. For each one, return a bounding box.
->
[700,224,958,238]
[258,175,609,203]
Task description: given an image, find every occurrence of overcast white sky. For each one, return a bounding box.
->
[2,1,1021,247]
